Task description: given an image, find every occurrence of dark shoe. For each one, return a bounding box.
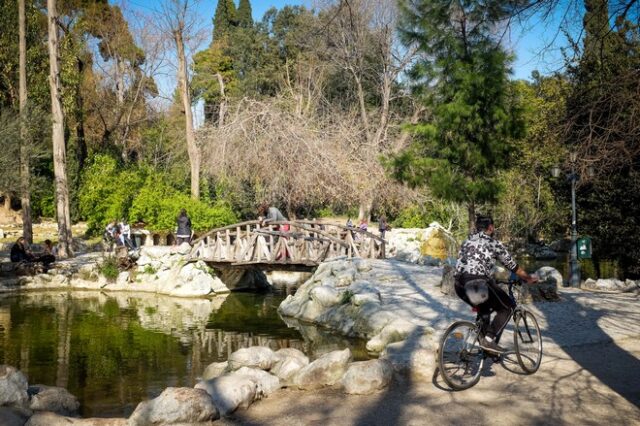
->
[479,337,506,355]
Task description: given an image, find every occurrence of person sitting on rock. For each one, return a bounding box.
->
[39,239,57,266]
[10,237,35,262]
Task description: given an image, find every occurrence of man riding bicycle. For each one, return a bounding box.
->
[455,215,538,355]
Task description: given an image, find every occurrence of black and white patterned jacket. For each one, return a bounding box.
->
[455,232,518,278]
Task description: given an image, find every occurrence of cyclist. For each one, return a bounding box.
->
[455,215,538,355]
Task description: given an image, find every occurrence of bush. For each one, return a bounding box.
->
[129,174,237,232]
[99,257,120,280]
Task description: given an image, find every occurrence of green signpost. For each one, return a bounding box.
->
[577,237,592,259]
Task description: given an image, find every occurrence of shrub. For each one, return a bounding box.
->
[99,257,120,280]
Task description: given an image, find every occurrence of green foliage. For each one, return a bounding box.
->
[129,175,237,232]
[392,0,525,229]
[213,0,237,41]
[99,257,120,280]
[393,201,467,240]
[237,0,253,28]
[142,264,157,275]
[78,155,146,233]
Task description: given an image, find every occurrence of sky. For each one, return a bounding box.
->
[121,0,569,108]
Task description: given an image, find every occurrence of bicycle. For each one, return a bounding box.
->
[437,277,543,390]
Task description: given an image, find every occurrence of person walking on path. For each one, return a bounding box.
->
[176,209,193,245]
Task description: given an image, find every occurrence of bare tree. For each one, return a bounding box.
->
[18,0,32,243]
[47,0,72,257]
[316,0,419,221]
[156,0,204,199]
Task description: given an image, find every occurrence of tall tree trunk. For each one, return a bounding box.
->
[19,0,32,244]
[467,201,475,235]
[74,57,87,183]
[47,0,73,257]
[174,29,200,199]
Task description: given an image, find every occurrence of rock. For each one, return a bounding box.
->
[341,359,393,395]
[139,246,173,260]
[381,343,436,381]
[195,375,257,416]
[351,292,381,306]
[440,264,456,296]
[536,266,563,287]
[233,367,281,398]
[116,271,129,286]
[271,349,309,383]
[0,365,28,408]
[26,412,127,426]
[366,319,421,353]
[128,387,218,425]
[581,278,626,292]
[527,244,558,260]
[310,286,343,307]
[28,384,79,416]
[270,356,307,383]
[228,346,279,371]
[0,406,31,426]
[176,242,192,255]
[202,361,229,380]
[292,349,352,390]
[387,224,458,265]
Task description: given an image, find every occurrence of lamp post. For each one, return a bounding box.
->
[551,152,581,287]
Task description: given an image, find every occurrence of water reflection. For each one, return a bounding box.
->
[0,290,365,418]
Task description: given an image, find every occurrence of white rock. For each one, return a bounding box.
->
[26,412,127,425]
[381,342,436,381]
[139,246,173,260]
[341,359,393,394]
[596,278,626,291]
[0,365,28,408]
[535,266,564,287]
[195,375,257,416]
[352,292,381,306]
[28,385,79,416]
[116,272,129,286]
[136,255,152,267]
[275,348,309,365]
[202,361,229,380]
[228,346,279,371]
[176,242,192,255]
[366,319,421,353]
[292,349,352,390]
[128,387,218,425]
[310,286,343,307]
[233,367,281,398]
[270,356,307,383]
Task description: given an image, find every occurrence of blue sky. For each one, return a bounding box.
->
[123,0,568,99]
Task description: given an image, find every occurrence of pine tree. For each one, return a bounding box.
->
[391,0,525,232]
[213,0,237,42]
[237,0,252,28]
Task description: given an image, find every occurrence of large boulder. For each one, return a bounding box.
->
[292,349,352,390]
[233,367,281,398]
[28,385,79,416]
[270,348,309,383]
[529,267,561,301]
[380,337,437,381]
[366,319,422,353]
[387,224,458,266]
[195,375,257,416]
[0,365,28,408]
[202,361,229,380]
[128,387,219,425]
[582,278,626,292]
[0,407,31,426]
[26,412,127,426]
[227,346,279,371]
[341,359,393,395]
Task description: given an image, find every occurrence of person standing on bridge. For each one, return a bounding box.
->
[258,203,289,232]
[176,209,193,245]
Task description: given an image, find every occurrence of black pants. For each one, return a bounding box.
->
[455,274,515,340]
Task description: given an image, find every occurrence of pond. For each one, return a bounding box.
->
[0,289,368,418]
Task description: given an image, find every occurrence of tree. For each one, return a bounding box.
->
[158,0,203,199]
[391,0,525,232]
[237,0,253,28]
[18,0,33,243]
[47,0,73,257]
[212,0,236,41]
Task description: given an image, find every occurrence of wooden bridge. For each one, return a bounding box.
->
[189,220,385,270]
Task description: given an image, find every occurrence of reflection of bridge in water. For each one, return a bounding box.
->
[189,220,386,271]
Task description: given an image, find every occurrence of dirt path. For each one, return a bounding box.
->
[219,337,640,426]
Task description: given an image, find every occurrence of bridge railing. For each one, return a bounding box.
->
[189,220,385,265]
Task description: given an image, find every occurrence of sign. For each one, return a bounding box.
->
[577,237,592,259]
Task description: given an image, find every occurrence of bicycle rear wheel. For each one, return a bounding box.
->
[438,321,484,390]
[513,309,542,373]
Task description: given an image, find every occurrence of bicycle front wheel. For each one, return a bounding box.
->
[513,309,542,374]
[438,320,484,390]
